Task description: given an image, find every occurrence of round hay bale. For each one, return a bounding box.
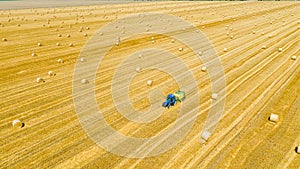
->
[56,42,60,46]
[269,113,279,122]
[252,31,256,34]
[268,35,272,38]
[38,43,42,47]
[171,39,175,43]
[151,37,155,40]
[86,27,89,30]
[212,93,218,100]
[223,48,228,52]
[291,56,297,60]
[261,32,264,35]
[138,54,143,59]
[36,77,44,83]
[230,35,234,39]
[198,51,203,56]
[99,32,103,36]
[135,67,141,72]
[201,65,207,72]
[57,58,64,63]
[201,130,211,142]
[147,80,153,86]
[296,146,300,154]
[179,47,183,52]
[69,43,73,47]
[48,70,55,77]
[66,34,70,38]
[80,57,86,62]
[278,48,283,52]
[2,38,7,42]
[84,33,87,37]
[151,40,155,44]
[12,119,23,128]
[31,53,36,57]
[81,79,89,84]
[262,45,267,49]
[58,34,62,37]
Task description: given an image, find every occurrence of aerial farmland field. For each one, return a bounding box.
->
[0,1,299,168]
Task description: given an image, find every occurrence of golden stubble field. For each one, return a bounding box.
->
[0,1,300,169]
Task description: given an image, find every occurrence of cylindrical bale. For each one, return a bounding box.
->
[278,48,283,52]
[80,57,86,62]
[81,79,88,84]
[147,80,153,86]
[48,70,55,77]
[201,65,207,72]
[56,42,60,46]
[198,51,203,56]
[223,48,228,52]
[212,93,218,100]
[262,45,266,49]
[179,47,183,52]
[2,38,7,41]
[138,54,143,59]
[296,146,300,154]
[135,67,141,73]
[12,119,23,128]
[31,53,36,57]
[38,43,42,46]
[269,113,279,122]
[36,77,44,83]
[57,59,64,63]
[291,56,297,60]
[201,130,211,141]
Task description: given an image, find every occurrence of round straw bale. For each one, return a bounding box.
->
[269,113,279,122]
[147,80,153,86]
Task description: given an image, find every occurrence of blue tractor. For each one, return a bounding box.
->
[162,91,186,109]
[162,94,177,109]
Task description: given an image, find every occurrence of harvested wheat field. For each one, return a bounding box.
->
[1,1,300,168]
